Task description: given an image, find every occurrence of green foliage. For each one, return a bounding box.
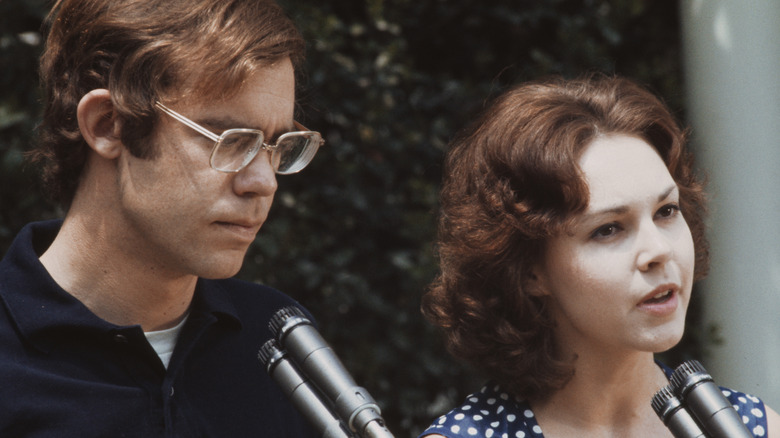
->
[0,0,58,248]
[265,1,688,435]
[1,0,690,436]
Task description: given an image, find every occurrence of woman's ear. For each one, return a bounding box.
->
[77,89,122,159]
[525,266,550,297]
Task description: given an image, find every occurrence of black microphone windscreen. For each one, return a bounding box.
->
[670,360,753,438]
[651,385,707,438]
[258,339,355,438]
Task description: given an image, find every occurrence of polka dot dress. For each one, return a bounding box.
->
[722,388,768,437]
[420,383,543,438]
[421,364,768,438]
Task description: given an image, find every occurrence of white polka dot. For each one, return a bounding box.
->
[487,398,497,405]
[467,427,478,436]
[470,397,479,403]
[491,421,500,428]
[473,415,483,421]
[502,434,508,438]
[500,392,509,400]
[496,405,505,414]
[506,414,516,422]
[481,410,489,415]
[532,425,543,434]
[742,415,749,424]
[752,408,764,418]
[451,425,461,433]
[739,396,747,403]
[437,416,447,425]
[486,429,495,438]
[455,413,466,420]
[754,425,766,437]
[722,389,732,397]
[524,409,534,418]
[749,394,760,403]
[463,405,472,411]
[515,432,525,438]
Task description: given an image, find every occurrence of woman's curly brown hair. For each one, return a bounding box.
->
[421,74,709,401]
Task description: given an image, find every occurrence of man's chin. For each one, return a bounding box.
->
[195,253,246,280]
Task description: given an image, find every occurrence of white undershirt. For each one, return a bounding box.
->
[144,315,188,369]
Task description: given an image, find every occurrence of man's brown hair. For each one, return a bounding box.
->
[34,0,305,207]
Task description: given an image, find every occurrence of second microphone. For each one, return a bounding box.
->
[269,306,394,438]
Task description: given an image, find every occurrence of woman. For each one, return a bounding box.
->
[420,75,779,437]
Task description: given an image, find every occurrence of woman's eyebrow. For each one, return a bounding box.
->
[657,184,678,202]
[583,184,679,218]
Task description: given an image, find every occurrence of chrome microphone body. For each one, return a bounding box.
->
[258,339,355,438]
[269,306,394,438]
[670,360,753,438]
[651,386,707,438]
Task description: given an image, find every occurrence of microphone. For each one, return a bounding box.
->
[669,360,753,438]
[269,306,394,438]
[651,385,707,438]
[258,339,356,438]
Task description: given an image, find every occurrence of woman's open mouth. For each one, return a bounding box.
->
[644,289,673,304]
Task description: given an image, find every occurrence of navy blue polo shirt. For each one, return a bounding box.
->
[0,220,317,437]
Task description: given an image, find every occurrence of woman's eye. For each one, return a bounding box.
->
[591,223,621,239]
[656,203,681,219]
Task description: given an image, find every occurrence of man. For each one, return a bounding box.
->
[0,0,324,436]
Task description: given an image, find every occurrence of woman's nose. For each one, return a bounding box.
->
[636,221,673,272]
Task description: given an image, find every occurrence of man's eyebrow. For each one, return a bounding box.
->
[198,116,294,138]
[198,116,251,131]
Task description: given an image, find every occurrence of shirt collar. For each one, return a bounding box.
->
[0,220,241,352]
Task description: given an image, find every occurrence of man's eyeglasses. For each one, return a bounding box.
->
[155,102,324,174]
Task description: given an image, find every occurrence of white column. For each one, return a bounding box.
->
[680,0,780,405]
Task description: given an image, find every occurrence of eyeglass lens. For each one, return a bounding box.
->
[211,131,321,174]
[211,132,265,172]
[274,133,321,174]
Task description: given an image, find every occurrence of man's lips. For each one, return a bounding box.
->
[217,220,261,228]
[215,220,262,241]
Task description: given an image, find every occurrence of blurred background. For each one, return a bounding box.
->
[2,0,778,436]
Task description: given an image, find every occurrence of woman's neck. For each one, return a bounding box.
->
[530,351,673,438]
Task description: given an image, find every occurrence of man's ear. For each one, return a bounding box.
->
[77,89,122,159]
